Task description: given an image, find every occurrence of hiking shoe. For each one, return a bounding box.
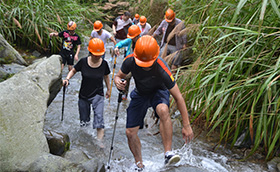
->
[134,162,145,171]
[80,121,90,127]
[164,152,181,166]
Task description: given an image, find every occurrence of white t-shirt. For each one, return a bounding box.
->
[137,23,151,36]
[90,29,112,49]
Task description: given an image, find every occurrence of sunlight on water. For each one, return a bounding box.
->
[107,143,232,172]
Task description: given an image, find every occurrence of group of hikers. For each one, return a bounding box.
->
[49,8,193,171]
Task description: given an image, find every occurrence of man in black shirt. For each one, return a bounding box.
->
[114,36,193,170]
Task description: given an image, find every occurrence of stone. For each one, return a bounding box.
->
[45,130,70,156]
[0,55,61,171]
[0,33,27,65]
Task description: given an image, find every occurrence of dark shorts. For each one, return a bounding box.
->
[126,89,170,129]
[60,51,74,65]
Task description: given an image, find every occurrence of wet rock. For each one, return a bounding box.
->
[28,153,86,172]
[45,130,70,156]
[0,33,27,65]
[267,157,280,172]
[63,149,90,163]
[32,50,41,58]
[81,159,105,172]
[0,55,61,171]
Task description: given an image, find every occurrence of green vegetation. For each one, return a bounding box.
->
[0,0,103,53]
[1,0,279,160]
[170,0,280,160]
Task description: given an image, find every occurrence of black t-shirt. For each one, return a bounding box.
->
[58,30,81,53]
[164,24,176,46]
[121,55,176,95]
[74,57,110,99]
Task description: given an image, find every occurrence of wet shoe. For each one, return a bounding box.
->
[164,152,181,166]
[134,161,144,171]
[80,121,90,127]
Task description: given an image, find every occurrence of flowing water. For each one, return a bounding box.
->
[44,41,270,172]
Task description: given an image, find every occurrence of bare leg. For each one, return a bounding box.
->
[156,103,173,153]
[97,128,104,140]
[126,126,144,168]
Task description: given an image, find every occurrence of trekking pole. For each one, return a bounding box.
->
[61,82,66,121]
[107,79,125,170]
[108,54,118,103]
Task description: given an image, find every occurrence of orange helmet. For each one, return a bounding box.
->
[127,25,141,39]
[67,21,77,30]
[93,20,103,31]
[139,16,147,25]
[165,9,175,22]
[134,35,159,67]
[88,38,105,56]
[135,13,140,20]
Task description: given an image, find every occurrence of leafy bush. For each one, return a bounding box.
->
[172,0,280,160]
[0,0,103,53]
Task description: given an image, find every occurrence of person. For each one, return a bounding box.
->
[112,11,134,42]
[50,21,81,71]
[137,16,151,36]
[152,8,187,72]
[90,20,117,59]
[112,11,133,58]
[114,25,141,100]
[133,13,140,25]
[63,38,110,143]
[114,35,194,170]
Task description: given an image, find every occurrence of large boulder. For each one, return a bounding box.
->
[0,55,62,171]
[0,33,27,66]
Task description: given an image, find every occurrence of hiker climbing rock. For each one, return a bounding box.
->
[49,21,81,71]
[62,38,110,146]
[114,35,194,171]
[153,9,187,73]
[90,20,116,60]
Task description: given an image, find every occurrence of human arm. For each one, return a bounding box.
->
[104,74,110,98]
[110,36,117,46]
[49,32,58,37]
[112,24,116,36]
[63,68,77,86]
[152,20,164,37]
[74,44,81,61]
[114,39,132,56]
[169,83,194,144]
[114,70,127,91]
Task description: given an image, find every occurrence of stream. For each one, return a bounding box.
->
[44,40,269,172]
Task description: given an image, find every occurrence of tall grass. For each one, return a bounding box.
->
[171,0,280,160]
[0,0,103,53]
